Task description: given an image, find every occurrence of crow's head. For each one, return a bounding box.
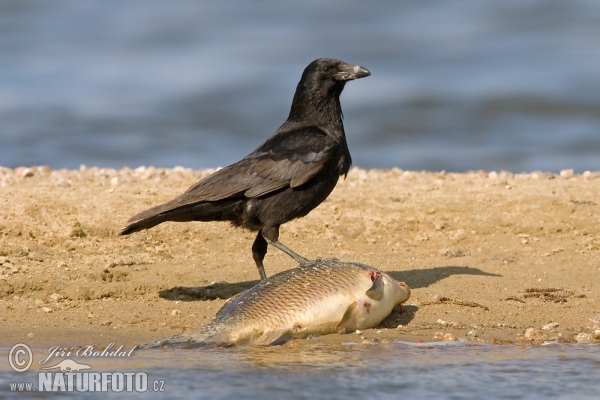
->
[300,58,371,88]
[290,58,370,122]
[303,58,370,84]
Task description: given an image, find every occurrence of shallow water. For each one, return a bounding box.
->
[1,1,600,173]
[2,342,598,399]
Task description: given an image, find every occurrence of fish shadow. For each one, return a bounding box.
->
[159,280,259,301]
[388,265,501,290]
[377,304,418,329]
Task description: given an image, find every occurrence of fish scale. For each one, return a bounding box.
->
[223,264,354,321]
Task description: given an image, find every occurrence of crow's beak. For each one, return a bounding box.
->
[334,63,371,81]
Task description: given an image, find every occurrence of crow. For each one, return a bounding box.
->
[120,58,370,280]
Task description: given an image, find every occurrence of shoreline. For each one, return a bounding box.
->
[1,165,599,347]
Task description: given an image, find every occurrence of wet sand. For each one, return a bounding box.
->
[1,166,599,347]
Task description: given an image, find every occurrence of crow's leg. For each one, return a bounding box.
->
[252,232,268,280]
[268,240,310,265]
[262,226,310,265]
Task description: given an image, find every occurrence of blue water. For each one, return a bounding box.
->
[1,342,599,399]
[1,1,600,173]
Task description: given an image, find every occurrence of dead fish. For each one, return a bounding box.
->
[142,258,410,348]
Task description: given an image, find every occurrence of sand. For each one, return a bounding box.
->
[1,165,599,348]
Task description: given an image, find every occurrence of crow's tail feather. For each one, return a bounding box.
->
[119,205,196,236]
[119,199,243,236]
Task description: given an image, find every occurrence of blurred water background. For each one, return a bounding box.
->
[1,342,599,399]
[1,0,599,173]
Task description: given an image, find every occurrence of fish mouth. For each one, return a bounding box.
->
[334,63,371,81]
[398,281,411,303]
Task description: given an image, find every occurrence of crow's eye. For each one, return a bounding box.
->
[322,66,331,73]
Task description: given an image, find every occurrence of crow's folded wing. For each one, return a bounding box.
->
[127,126,338,222]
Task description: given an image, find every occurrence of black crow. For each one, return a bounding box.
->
[120,58,370,280]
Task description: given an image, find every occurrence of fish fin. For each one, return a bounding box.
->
[255,329,293,346]
[336,301,361,333]
[366,273,385,301]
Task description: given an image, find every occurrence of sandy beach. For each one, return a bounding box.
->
[1,165,599,348]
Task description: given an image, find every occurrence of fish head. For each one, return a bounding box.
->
[365,269,411,305]
[378,271,411,306]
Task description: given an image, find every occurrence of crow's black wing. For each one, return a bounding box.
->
[126,125,339,223]
[240,125,339,197]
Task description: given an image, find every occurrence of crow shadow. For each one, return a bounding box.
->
[388,265,501,290]
[159,280,259,302]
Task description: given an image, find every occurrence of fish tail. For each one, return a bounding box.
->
[136,333,217,350]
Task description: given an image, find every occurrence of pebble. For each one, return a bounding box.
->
[542,322,559,330]
[560,169,574,178]
[575,332,591,343]
[171,309,181,317]
[442,333,457,341]
[467,330,478,338]
[50,293,64,302]
[582,171,600,180]
[524,327,540,339]
[355,330,362,335]
[15,167,34,178]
